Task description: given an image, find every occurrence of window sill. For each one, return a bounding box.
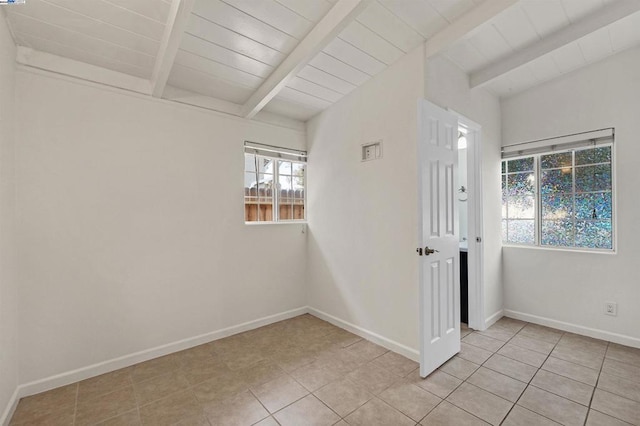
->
[502,244,616,255]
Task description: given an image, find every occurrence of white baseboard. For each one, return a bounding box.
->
[308,307,420,362]
[1,388,19,426]
[485,309,504,329]
[504,309,640,349]
[14,306,308,401]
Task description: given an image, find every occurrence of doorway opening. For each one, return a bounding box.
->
[453,111,485,331]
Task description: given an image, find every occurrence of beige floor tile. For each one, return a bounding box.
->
[253,417,279,426]
[483,354,537,383]
[598,372,640,403]
[95,409,142,426]
[345,362,400,395]
[494,317,527,333]
[466,367,526,403]
[517,324,563,345]
[251,374,308,413]
[346,340,388,362]
[559,334,608,354]
[586,409,634,426]
[10,384,77,425]
[602,358,640,384]
[518,386,588,426]
[607,344,640,368]
[78,369,132,402]
[509,335,555,355]
[502,405,560,426]
[373,351,419,376]
[591,389,640,425]
[343,398,414,426]
[236,360,285,388]
[406,369,462,399]
[420,400,489,426]
[203,390,269,426]
[180,356,231,386]
[173,414,211,426]
[221,348,267,371]
[439,356,479,381]
[551,345,604,370]
[531,369,594,405]
[313,379,372,418]
[446,382,512,425]
[172,345,217,369]
[542,356,599,386]
[477,326,517,342]
[497,343,548,368]
[9,406,75,426]
[75,385,138,426]
[324,328,362,348]
[130,355,179,384]
[191,368,248,403]
[315,347,365,375]
[290,360,343,392]
[460,328,472,338]
[379,380,441,421]
[273,394,340,426]
[461,333,505,352]
[269,347,317,373]
[458,343,493,365]
[138,390,203,426]
[133,370,191,405]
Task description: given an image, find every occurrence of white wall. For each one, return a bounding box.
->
[14,69,307,384]
[0,14,17,423]
[306,46,502,356]
[306,46,424,355]
[501,47,640,345]
[425,55,503,324]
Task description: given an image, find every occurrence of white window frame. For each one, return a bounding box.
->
[502,129,616,253]
[243,141,307,224]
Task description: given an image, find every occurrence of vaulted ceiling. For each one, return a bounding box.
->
[4,0,640,126]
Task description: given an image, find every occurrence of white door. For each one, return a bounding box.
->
[418,99,460,378]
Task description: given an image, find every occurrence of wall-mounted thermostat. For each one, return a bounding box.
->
[362,140,383,162]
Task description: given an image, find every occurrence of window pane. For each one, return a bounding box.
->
[507,172,535,196]
[508,196,535,218]
[541,152,572,169]
[575,220,612,249]
[292,163,305,191]
[540,168,572,194]
[501,175,507,219]
[542,194,573,220]
[279,174,293,190]
[576,146,611,165]
[575,192,612,220]
[279,160,292,175]
[501,219,507,242]
[508,157,534,172]
[501,160,506,174]
[257,178,273,221]
[542,220,574,247]
[507,220,535,244]
[575,164,612,192]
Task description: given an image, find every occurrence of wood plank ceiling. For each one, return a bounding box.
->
[4,0,640,123]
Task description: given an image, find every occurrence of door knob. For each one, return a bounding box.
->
[424,246,439,255]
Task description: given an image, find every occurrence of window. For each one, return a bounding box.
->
[244,142,306,223]
[502,129,614,251]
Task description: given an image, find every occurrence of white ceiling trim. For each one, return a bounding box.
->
[16,46,152,95]
[425,0,518,60]
[151,0,196,97]
[240,0,371,119]
[470,0,640,88]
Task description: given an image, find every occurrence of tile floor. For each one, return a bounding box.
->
[9,314,640,425]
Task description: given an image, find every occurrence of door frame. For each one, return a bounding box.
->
[450,109,485,331]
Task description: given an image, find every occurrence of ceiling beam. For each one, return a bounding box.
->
[16,47,153,94]
[151,0,196,98]
[240,0,370,119]
[470,0,640,88]
[425,0,518,60]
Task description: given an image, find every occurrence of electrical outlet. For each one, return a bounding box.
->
[604,302,617,316]
[361,140,382,161]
